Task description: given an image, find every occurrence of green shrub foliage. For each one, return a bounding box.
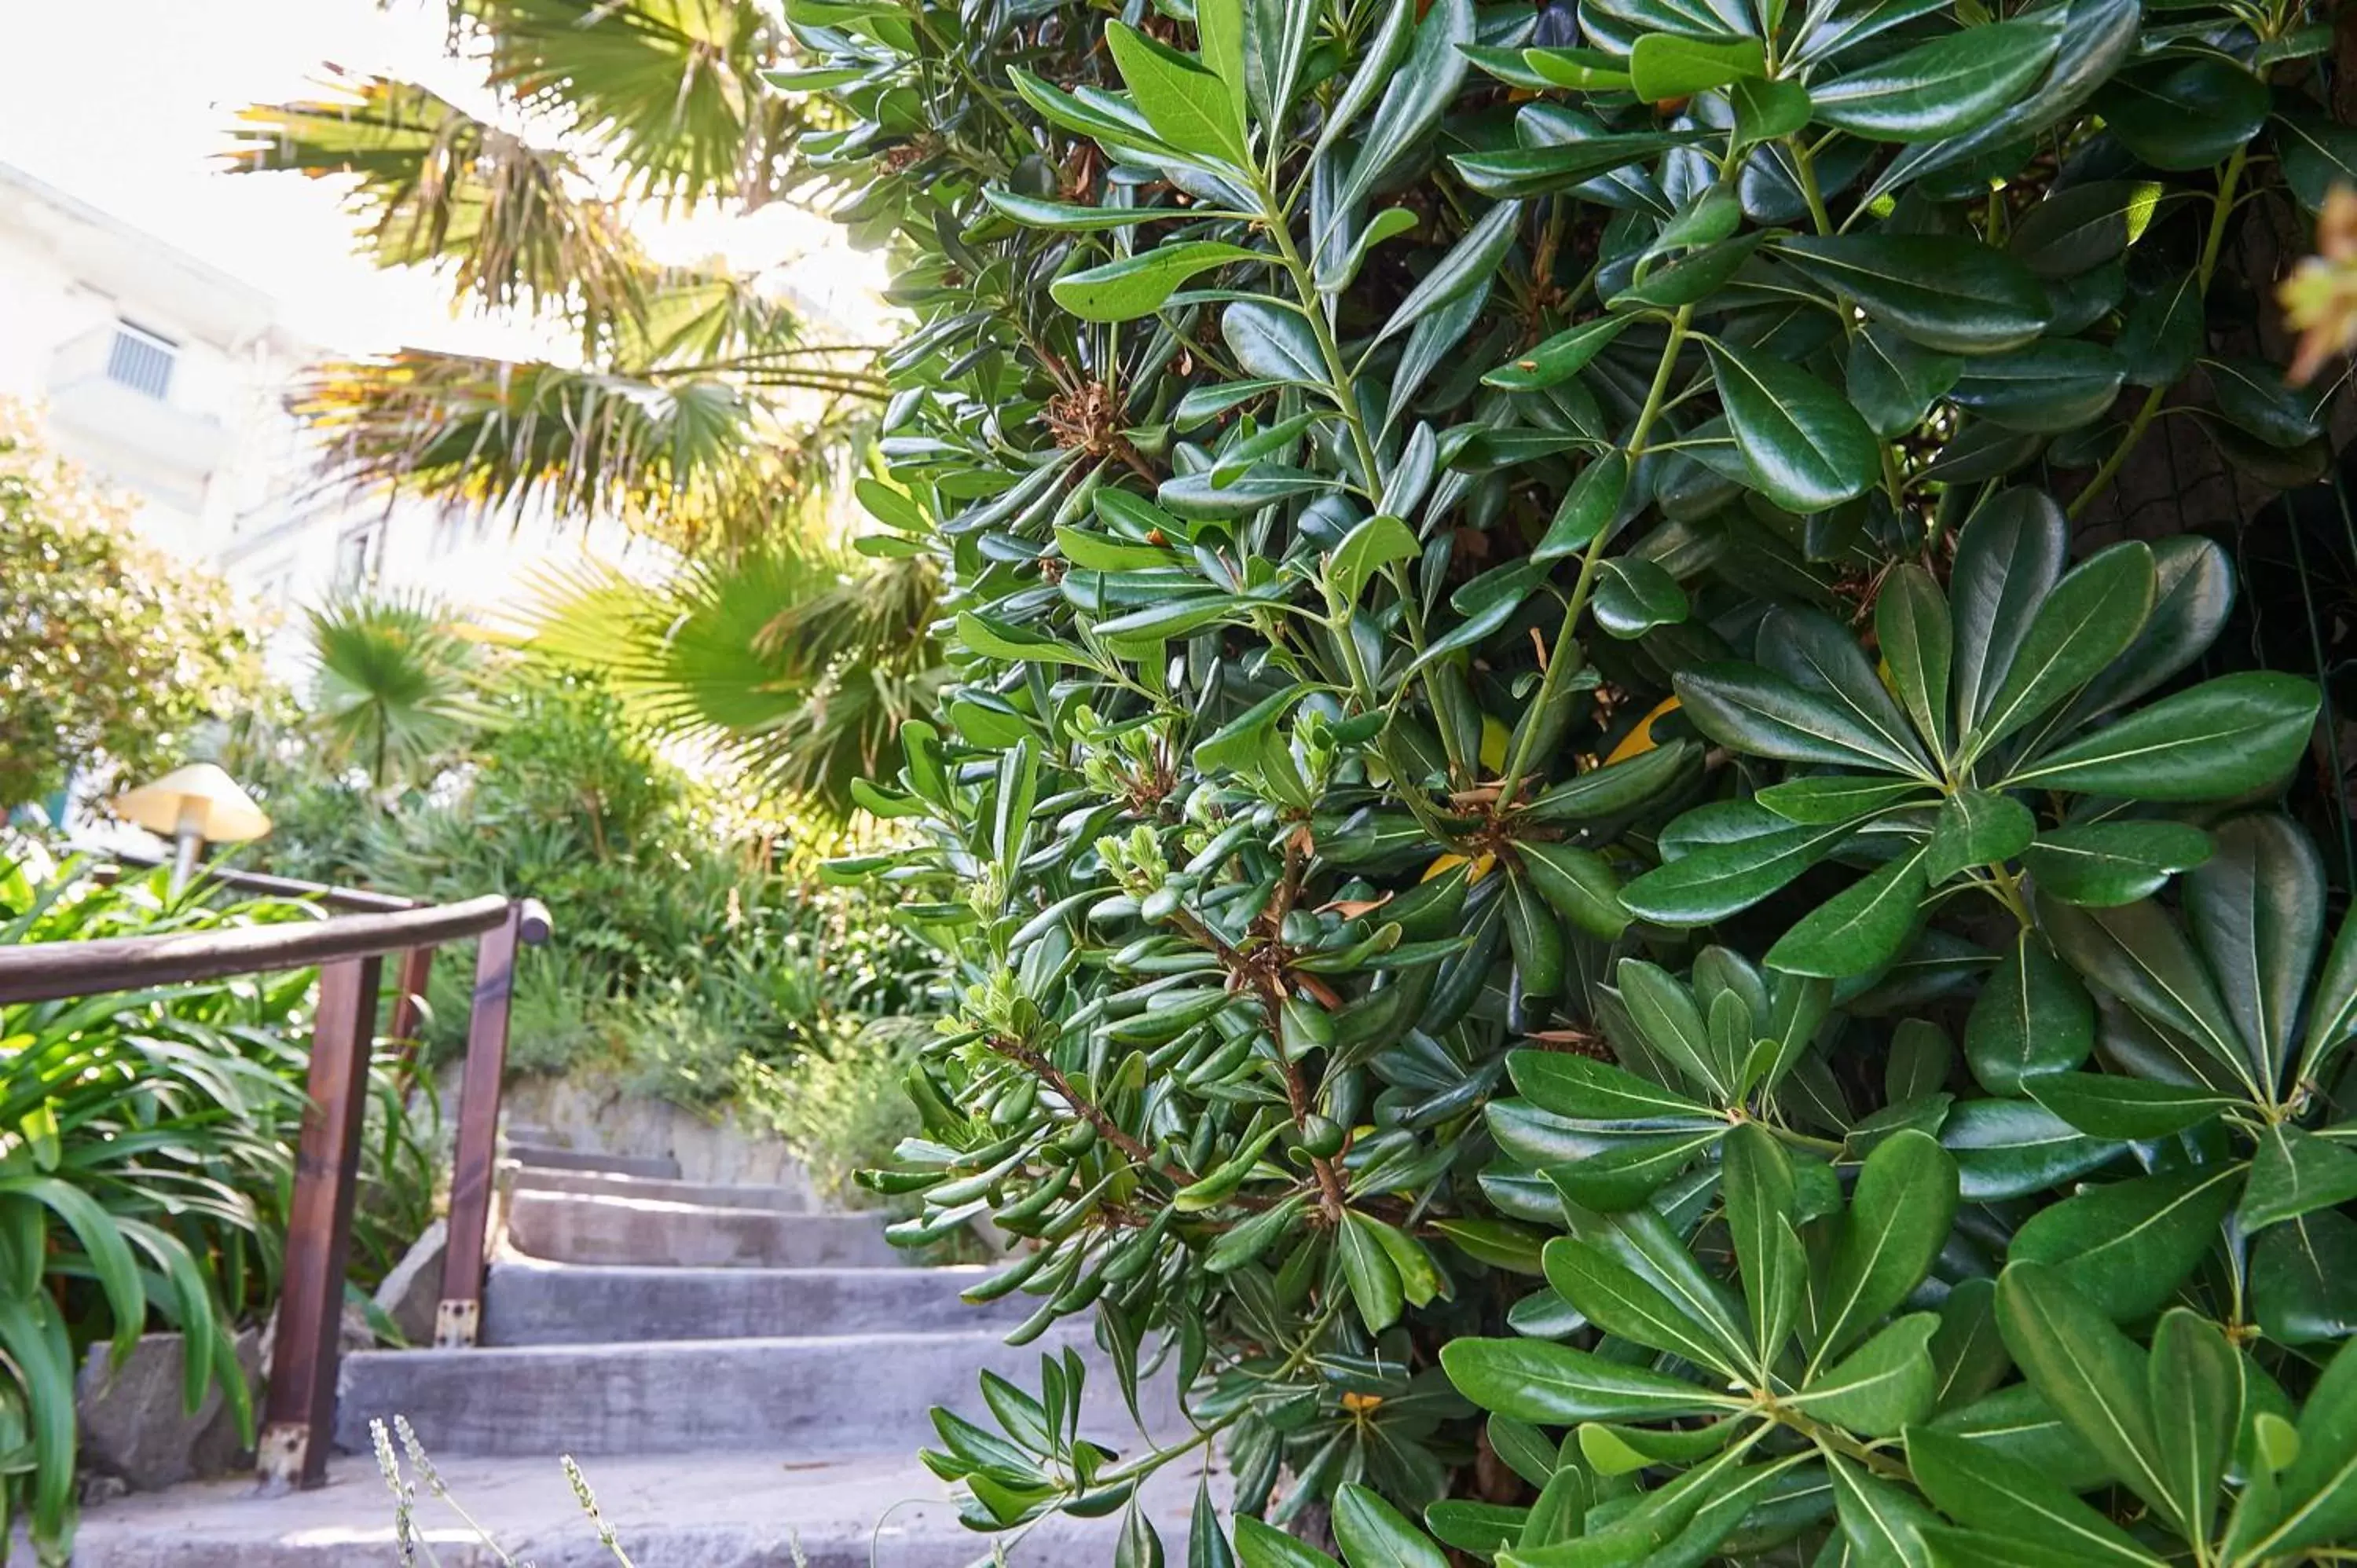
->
[793,0,2355,1559]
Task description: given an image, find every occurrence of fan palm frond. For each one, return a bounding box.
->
[307,592,494,786]
[448,0,821,207]
[291,350,878,555]
[223,71,642,324]
[519,538,940,810]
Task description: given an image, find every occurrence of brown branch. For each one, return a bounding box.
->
[990,1035,1166,1171]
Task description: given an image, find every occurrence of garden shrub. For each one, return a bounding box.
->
[787,0,2357,1559]
[0,405,266,811]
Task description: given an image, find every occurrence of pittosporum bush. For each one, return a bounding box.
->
[784,0,2357,1559]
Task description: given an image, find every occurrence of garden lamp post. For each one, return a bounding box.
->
[111,764,271,891]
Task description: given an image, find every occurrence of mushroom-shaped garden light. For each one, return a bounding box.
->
[111,764,271,891]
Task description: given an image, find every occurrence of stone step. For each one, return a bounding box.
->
[505,1142,682,1181]
[332,1330,1168,1459]
[64,1447,1219,1566]
[504,1162,813,1213]
[482,1260,1022,1345]
[506,1190,903,1269]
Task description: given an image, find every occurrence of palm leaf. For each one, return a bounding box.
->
[223,71,641,321]
[449,0,824,206]
[307,590,493,786]
[519,537,940,809]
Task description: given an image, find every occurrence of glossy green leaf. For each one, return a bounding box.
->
[1237,1515,1343,1568]
[2022,1072,2237,1140]
[2008,1165,2242,1321]
[1378,200,1523,345]
[1809,22,2058,142]
[1629,32,1765,99]
[1961,542,2154,761]
[2242,1124,2357,1233]
[1949,341,2126,433]
[1964,931,2094,1095]
[1593,557,1689,639]
[2003,672,2320,800]
[1339,0,1472,208]
[2096,57,2268,172]
[1923,790,2035,885]
[1829,1452,1940,1567]
[1875,564,1954,757]
[1675,661,1919,772]
[1732,76,1813,147]
[1941,1097,2124,1202]
[1904,1426,2162,1565]
[1995,1262,2179,1530]
[1706,340,1882,513]
[1795,1313,1940,1435]
[1534,451,1629,562]
[1815,1130,1959,1361]
[1544,1235,1749,1376]
[1325,515,1420,610]
[2149,1308,2242,1548]
[1519,841,1631,940]
[1105,21,1251,167]
[1453,132,1705,199]
[1849,324,1964,437]
[1622,806,1860,924]
[1334,1484,1446,1568]
[1439,1336,1733,1423]
[1223,300,1328,384]
[1766,848,1930,980]
[1486,315,1631,391]
[2006,179,2168,280]
[1776,236,2048,354]
[2021,820,2212,907]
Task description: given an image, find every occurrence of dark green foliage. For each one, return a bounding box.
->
[787,0,2352,1558]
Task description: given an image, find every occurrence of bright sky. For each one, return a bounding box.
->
[0,0,893,359]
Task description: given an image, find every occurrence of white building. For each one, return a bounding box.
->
[0,160,589,635]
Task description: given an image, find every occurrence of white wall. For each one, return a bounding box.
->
[0,162,610,654]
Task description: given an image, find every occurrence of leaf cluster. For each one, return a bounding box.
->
[786,0,2354,1557]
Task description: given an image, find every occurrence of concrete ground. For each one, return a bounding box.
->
[67,1447,1220,1567]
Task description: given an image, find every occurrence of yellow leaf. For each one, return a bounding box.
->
[1604,694,1682,765]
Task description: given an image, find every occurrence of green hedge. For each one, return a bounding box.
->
[789,0,2357,1559]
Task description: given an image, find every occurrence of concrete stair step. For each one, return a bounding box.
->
[504,1163,813,1213]
[483,1260,1023,1345]
[332,1330,1167,1459]
[505,1143,682,1181]
[65,1447,1219,1566]
[507,1191,903,1269]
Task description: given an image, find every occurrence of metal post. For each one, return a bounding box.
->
[257,954,383,1492]
[434,906,523,1348]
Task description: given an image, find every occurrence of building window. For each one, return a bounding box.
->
[335,524,380,589]
[104,321,178,401]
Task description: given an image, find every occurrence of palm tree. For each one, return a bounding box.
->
[224,2,887,556]
[226,0,933,804]
[308,591,489,787]
[519,537,940,811]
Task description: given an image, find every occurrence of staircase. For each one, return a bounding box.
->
[67,1134,1209,1566]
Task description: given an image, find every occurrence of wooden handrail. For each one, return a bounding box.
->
[0,895,551,1006]
[95,853,423,913]
[0,887,552,1490]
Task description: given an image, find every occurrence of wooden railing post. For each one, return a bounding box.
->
[257,954,383,1492]
[434,905,525,1348]
[386,943,436,1086]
